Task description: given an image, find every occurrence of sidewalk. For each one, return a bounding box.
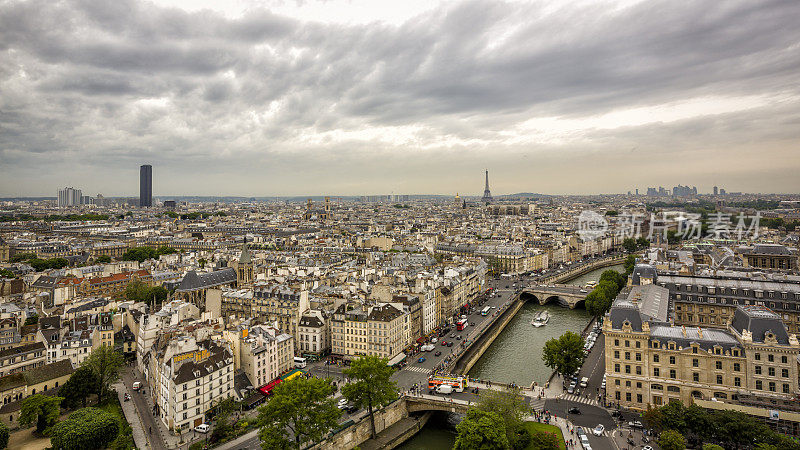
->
[113,381,149,450]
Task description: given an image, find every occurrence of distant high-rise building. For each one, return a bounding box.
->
[635,189,639,196]
[482,170,493,204]
[139,164,152,207]
[57,187,82,207]
[713,186,719,195]
[720,188,726,195]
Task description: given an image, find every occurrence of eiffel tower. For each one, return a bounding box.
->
[482,170,493,204]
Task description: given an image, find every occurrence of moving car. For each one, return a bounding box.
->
[132,381,141,391]
[417,357,426,363]
[580,377,589,388]
[628,420,644,429]
[194,424,210,433]
[568,407,581,414]
[592,424,605,436]
[434,351,442,357]
[446,342,453,347]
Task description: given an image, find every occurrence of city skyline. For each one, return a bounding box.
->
[2,0,800,197]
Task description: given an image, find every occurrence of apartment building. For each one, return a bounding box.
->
[0,342,46,377]
[298,310,328,356]
[331,302,405,360]
[656,273,800,333]
[605,285,800,413]
[156,337,235,434]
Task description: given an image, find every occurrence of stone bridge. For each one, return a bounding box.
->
[521,285,589,309]
[405,395,471,414]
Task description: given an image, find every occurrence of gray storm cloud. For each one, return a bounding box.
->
[1,0,799,196]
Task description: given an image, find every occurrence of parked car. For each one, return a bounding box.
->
[337,398,349,409]
[132,382,141,391]
[195,424,210,433]
[344,404,359,414]
[567,382,577,394]
[446,342,453,347]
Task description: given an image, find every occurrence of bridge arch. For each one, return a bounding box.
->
[542,295,561,306]
[519,292,540,304]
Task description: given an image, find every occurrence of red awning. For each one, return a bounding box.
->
[416,336,427,343]
[258,378,282,395]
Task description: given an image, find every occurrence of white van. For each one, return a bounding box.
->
[436,384,453,395]
[194,424,210,433]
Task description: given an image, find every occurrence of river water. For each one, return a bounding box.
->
[397,263,624,450]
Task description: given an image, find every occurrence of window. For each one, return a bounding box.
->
[625,365,631,374]
[615,391,621,400]
[614,339,619,346]
[636,366,642,375]
[755,366,762,375]
[626,380,631,387]
[756,380,763,390]
[654,368,660,377]
[784,384,790,394]
[626,392,632,401]
[669,356,676,365]
[693,373,700,382]
[654,354,660,363]
[614,351,620,359]
[625,340,630,347]
[769,367,775,377]
[716,375,723,384]
[637,394,643,403]
[734,377,741,387]
[625,352,631,360]
[782,356,788,364]
[692,359,699,367]
[782,369,789,378]
[654,395,663,406]
[769,382,776,392]
[716,361,722,370]
[651,384,663,390]
[734,363,740,372]
[636,353,642,361]
[669,369,676,379]
[615,364,620,373]
[667,386,680,393]
[768,354,774,362]
[755,353,761,361]
[636,341,641,348]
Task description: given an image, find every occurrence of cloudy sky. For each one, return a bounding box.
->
[1,0,799,197]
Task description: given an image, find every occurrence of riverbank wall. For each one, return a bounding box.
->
[451,295,523,375]
[542,256,626,285]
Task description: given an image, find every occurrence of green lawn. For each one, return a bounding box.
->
[523,421,567,450]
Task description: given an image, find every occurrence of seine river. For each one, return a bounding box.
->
[397,263,624,450]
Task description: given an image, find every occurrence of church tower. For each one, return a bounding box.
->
[236,243,254,286]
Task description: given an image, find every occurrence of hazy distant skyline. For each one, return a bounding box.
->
[1,0,800,197]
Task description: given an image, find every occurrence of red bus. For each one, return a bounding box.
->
[457,319,468,331]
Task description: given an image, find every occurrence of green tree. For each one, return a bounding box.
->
[753,445,777,450]
[0,421,8,449]
[19,394,62,433]
[49,407,120,450]
[701,445,724,450]
[659,429,686,450]
[60,367,100,409]
[342,355,397,439]
[622,238,637,253]
[257,377,340,449]
[636,237,650,249]
[584,289,611,317]
[542,331,585,379]
[124,280,149,302]
[624,255,637,275]
[24,314,39,326]
[600,270,626,292]
[96,255,112,264]
[527,428,559,450]
[198,258,207,269]
[0,269,15,278]
[641,405,663,432]
[81,345,124,405]
[475,387,528,449]
[454,409,510,450]
[210,397,237,443]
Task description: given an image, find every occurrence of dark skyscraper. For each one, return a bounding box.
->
[139,164,152,207]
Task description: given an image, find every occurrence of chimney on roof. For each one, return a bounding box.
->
[681,326,687,337]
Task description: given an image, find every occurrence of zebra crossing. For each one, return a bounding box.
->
[403,366,432,375]
[560,393,600,406]
[529,397,546,411]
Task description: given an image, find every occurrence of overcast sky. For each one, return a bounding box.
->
[1,0,799,197]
